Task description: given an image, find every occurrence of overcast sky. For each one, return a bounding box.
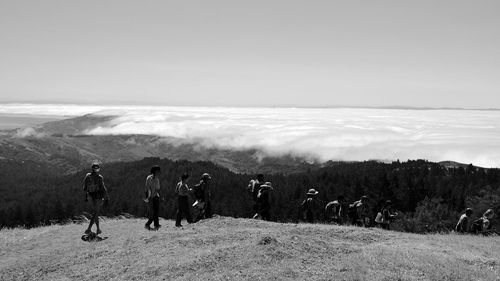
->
[1,0,499,108]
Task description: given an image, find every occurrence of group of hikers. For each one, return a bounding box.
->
[455,208,496,235]
[82,163,496,236]
[141,165,214,230]
[248,174,399,229]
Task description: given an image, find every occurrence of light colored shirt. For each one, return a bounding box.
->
[145,174,160,198]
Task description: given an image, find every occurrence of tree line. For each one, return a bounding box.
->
[1,157,499,233]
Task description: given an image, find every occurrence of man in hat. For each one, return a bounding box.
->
[456,208,473,233]
[301,189,320,223]
[193,173,212,221]
[255,182,274,221]
[82,162,109,235]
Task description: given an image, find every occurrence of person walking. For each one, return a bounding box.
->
[256,182,273,221]
[301,189,320,223]
[455,208,473,233]
[82,162,109,235]
[377,200,398,230]
[193,173,212,221]
[248,174,265,218]
[144,165,161,230]
[175,173,193,227]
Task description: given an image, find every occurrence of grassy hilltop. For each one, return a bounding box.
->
[1,217,499,281]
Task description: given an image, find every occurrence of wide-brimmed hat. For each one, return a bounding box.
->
[465,208,473,214]
[91,162,100,169]
[306,189,319,196]
[385,200,392,205]
[201,173,212,180]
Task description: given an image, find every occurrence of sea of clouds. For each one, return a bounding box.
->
[1,104,500,167]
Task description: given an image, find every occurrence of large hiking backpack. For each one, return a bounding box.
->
[257,187,269,203]
[252,181,262,202]
[470,218,484,233]
[193,182,204,200]
[348,201,360,219]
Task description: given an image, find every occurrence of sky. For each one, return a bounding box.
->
[0,0,499,108]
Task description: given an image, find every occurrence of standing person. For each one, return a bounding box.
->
[248,174,265,218]
[455,208,473,233]
[175,173,193,227]
[193,173,212,221]
[256,182,274,221]
[144,165,161,230]
[377,200,398,230]
[301,189,320,223]
[82,162,109,235]
[325,195,345,224]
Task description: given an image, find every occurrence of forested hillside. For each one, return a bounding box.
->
[1,158,499,233]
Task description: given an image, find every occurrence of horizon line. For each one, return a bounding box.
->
[0,101,500,111]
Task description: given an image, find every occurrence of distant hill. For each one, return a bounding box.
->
[1,217,498,281]
[0,114,323,174]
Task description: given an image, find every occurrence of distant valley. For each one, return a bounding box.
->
[0,114,323,174]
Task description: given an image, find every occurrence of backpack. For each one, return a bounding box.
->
[348,201,360,219]
[375,212,383,224]
[251,181,262,202]
[471,218,484,233]
[325,201,340,219]
[193,182,204,199]
[257,187,269,203]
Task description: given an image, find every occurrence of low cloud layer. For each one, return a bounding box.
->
[2,104,500,167]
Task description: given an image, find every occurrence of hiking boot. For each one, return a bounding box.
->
[84,229,91,234]
[96,229,102,235]
[175,224,183,228]
[154,225,161,230]
[145,224,152,231]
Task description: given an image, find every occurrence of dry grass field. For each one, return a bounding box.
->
[1,216,499,281]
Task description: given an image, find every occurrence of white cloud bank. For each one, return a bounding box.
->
[1,104,500,167]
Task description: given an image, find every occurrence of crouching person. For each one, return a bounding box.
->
[471,209,496,236]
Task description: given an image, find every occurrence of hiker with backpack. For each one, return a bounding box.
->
[175,173,193,227]
[193,173,212,221]
[144,165,162,230]
[300,189,320,223]
[349,196,370,227]
[455,208,473,233]
[248,174,265,218]
[375,200,398,230]
[255,182,274,221]
[471,209,496,235]
[82,162,109,235]
[325,195,345,225]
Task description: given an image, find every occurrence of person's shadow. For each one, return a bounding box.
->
[81,232,109,242]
